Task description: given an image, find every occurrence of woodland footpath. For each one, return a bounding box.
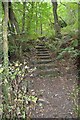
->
[0,1,80,119]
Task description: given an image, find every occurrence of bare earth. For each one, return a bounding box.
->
[27,58,78,118]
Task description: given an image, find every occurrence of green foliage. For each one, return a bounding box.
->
[0,65,3,74]
[1,2,79,118]
[57,47,78,59]
[71,86,80,117]
[56,38,78,59]
[45,35,78,60]
[1,60,37,119]
[12,2,54,38]
[7,2,78,56]
[71,39,78,47]
[0,2,2,62]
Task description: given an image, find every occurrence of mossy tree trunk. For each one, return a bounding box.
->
[2,2,20,59]
[36,2,38,33]
[2,2,9,118]
[78,3,80,117]
[22,2,26,32]
[3,2,9,77]
[40,3,43,35]
[52,0,61,38]
[2,2,20,34]
[8,2,20,34]
[78,4,80,83]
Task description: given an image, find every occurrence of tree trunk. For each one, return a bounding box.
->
[2,2,20,34]
[52,0,61,38]
[2,2,9,118]
[40,3,43,35]
[78,4,80,117]
[8,2,20,34]
[27,2,34,35]
[36,2,38,33]
[22,2,26,32]
[3,2,9,76]
[78,4,80,83]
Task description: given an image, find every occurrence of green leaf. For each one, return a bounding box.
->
[0,68,4,74]
[71,39,78,47]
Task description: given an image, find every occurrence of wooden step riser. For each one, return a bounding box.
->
[37,57,51,59]
[35,47,46,49]
[37,61,52,64]
[36,63,54,67]
[37,65,54,70]
[37,54,50,56]
[36,48,48,51]
[37,45,45,47]
[36,50,49,52]
[36,71,60,77]
[36,52,49,54]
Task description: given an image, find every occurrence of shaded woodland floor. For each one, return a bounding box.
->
[1,1,79,119]
[2,38,78,119]
[24,43,78,118]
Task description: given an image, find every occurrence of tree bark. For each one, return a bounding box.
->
[3,2,9,76]
[78,4,80,83]
[2,2,9,118]
[22,2,26,32]
[2,2,20,34]
[52,0,61,38]
[39,2,43,35]
[78,4,80,117]
[27,2,34,35]
[8,2,20,34]
[36,2,38,33]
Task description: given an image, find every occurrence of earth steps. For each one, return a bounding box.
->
[35,43,58,77]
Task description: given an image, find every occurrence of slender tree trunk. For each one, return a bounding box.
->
[2,2,20,34]
[40,22,42,35]
[78,4,80,117]
[52,0,61,38]
[27,2,34,35]
[8,2,21,58]
[40,3,43,35]
[8,2,20,34]
[3,2,9,76]
[36,2,38,33]
[22,2,26,32]
[78,4,80,83]
[2,2,9,118]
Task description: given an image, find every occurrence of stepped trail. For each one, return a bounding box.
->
[27,42,77,118]
[35,43,57,77]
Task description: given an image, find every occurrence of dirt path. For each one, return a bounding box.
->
[27,43,78,118]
